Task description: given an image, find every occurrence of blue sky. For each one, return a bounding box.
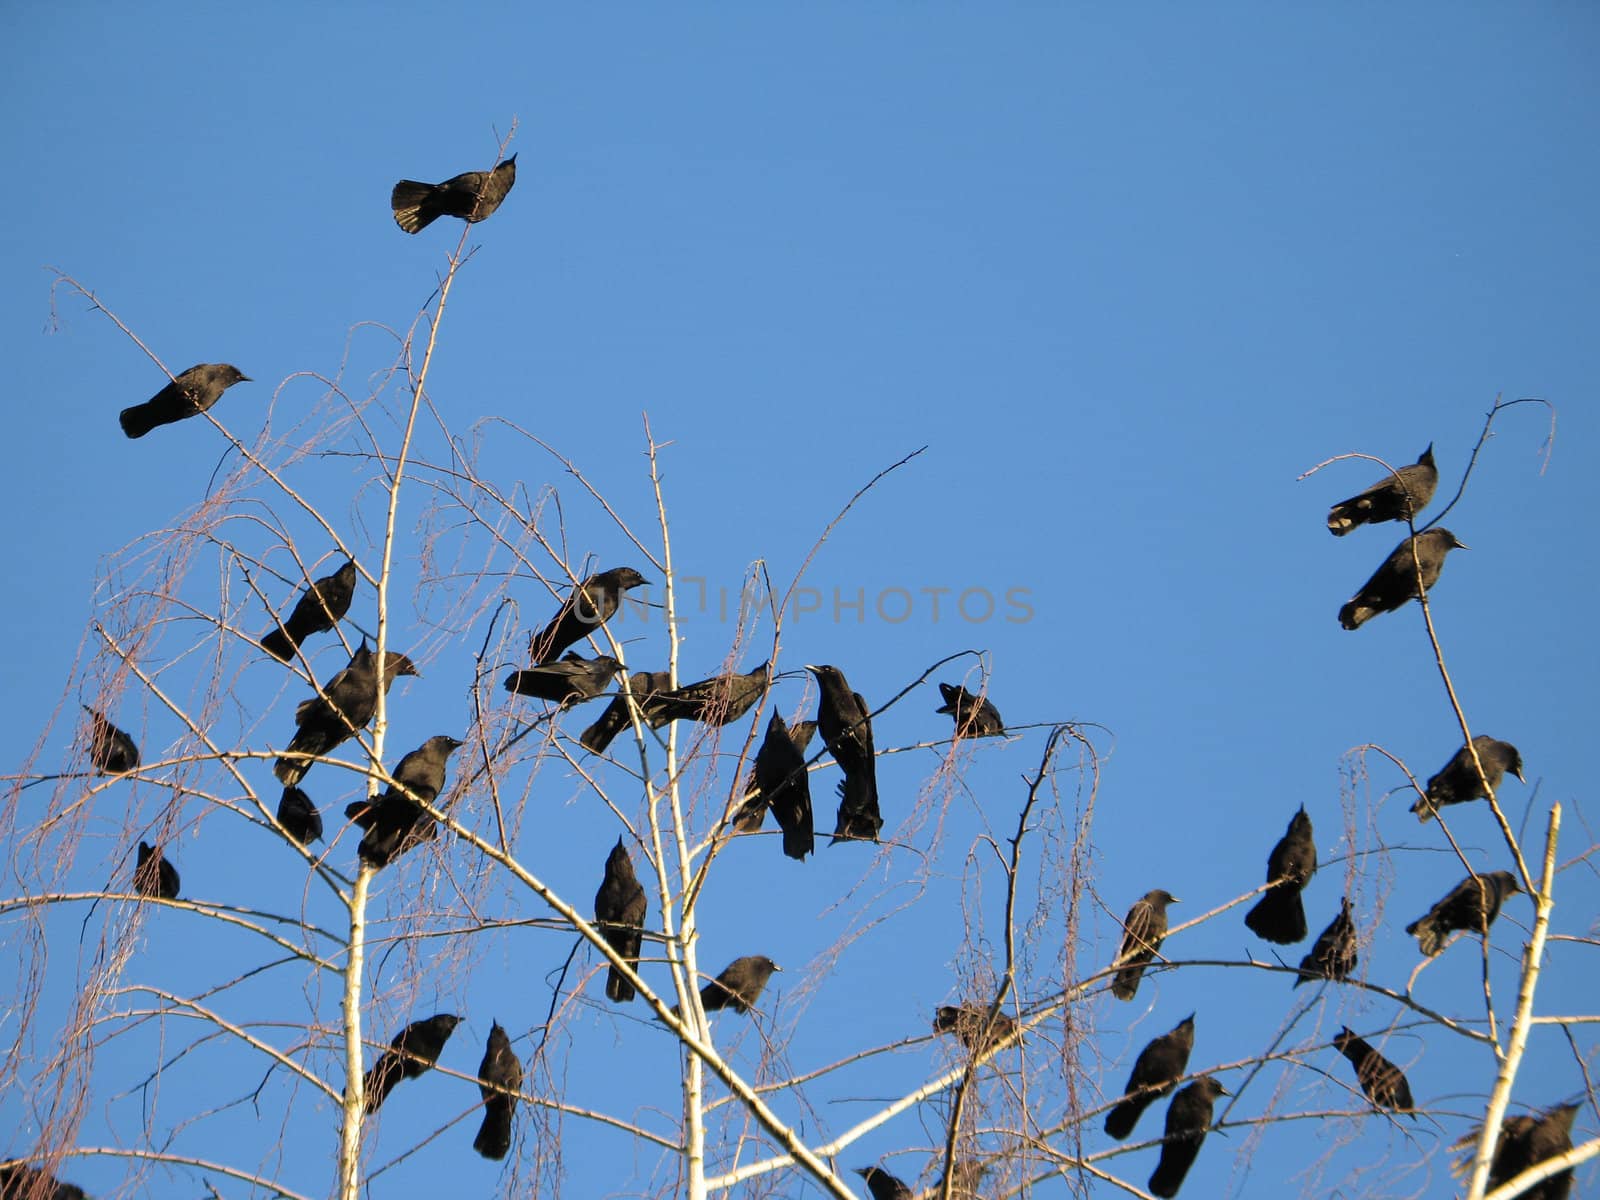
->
[3,6,1597,1199]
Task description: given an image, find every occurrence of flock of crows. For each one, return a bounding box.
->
[4,162,1576,1200]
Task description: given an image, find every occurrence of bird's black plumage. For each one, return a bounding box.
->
[119,363,250,439]
[1294,898,1357,987]
[527,567,650,665]
[1326,445,1438,536]
[345,735,463,868]
[1244,806,1317,944]
[578,664,768,753]
[1104,1013,1195,1140]
[503,653,623,705]
[1406,870,1521,957]
[936,682,1005,739]
[361,1013,461,1113]
[678,955,780,1017]
[274,643,418,785]
[84,707,139,775]
[276,787,323,845]
[471,1022,522,1160]
[807,665,881,843]
[391,155,518,234]
[0,1163,91,1200]
[1463,1102,1581,1200]
[260,560,357,662]
[133,841,179,900]
[1338,528,1467,630]
[578,670,674,754]
[854,1166,913,1200]
[932,1003,1019,1054]
[1111,889,1177,1000]
[736,712,816,860]
[594,838,648,1004]
[1412,735,1525,822]
[1333,1028,1414,1114]
[1148,1076,1228,1198]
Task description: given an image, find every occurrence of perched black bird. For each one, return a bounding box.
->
[936,682,1005,739]
[932,1003,1019,1054]
[1332,1028,1414,1114]
[503,653,622,705]
[472,1022,522,1161]
[119,363,250,439]
[133,841,179,900]
[1244,806,1317,945]
[84,707,139,775]
[392,155,518,234]
[1326,445,1438,536]
[1111,889,1177,1000]
[1148,1076,1229,1198]
[274,643,419,785]
[345,736,463,868]
[1294,898,1357,987]
[853,1166,913,1200]
[594,838,648,1004]
[737,713,816,860]
[527,567,650,665]
[361,1013,461,1113]
[0,1163,91,1200]
[675,955,781,1018]
[577,664,768,753]
[276,787,323,845]
[1406,870,1522,957]
[807,665,881,843]
[259,560,357,662]
[578,670,674,755]
[1412,735,1526,822]
[1104,1013,1195,1140]
[1338,528,1467,630]
[1458,1102,1581,1200]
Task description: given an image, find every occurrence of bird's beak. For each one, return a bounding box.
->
[773,964,784,972]
[240,374,253,382]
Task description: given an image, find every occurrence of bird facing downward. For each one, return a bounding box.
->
[392,155,518,234]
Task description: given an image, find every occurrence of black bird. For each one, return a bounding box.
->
[932,1003,1019,1054]
[259,560,357,662]
[503,653,622,705]
[578,670,674,755]
[391,155,518,234]
[936,682,1005,739]
[345,735,463,868]
[1294,898,1357,987]
[1326,445,1438,536]
[736,713,816,860]
[593,838,648,1004]
[1111,889,1177,1000]
[133,841,179,900]
[1459,1102,1581,1200]
[276,786,323,845]
[84,707,139,775]
[853,1166,913,1200]
[1332,1028,1414,1114]
[0,1163,91,1200]
[1338,528,1467,630]
[807,665,881,843]
[472,1022,522,1161]
[361,1013,461,1113]
[1412,735,1526,822]
[527,567,650,665]
[274,643,419,785]
[1244,806,1317,945]
[119,363,250,439]
[1148,1076,1229,1198]
[577,664,768,754]
[676,955,781,1018]
[1104,1013,1195,1140]
[1406,870,1522,957]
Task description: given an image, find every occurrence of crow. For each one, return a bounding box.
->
[578,670,674,755]
[853,1166,912,1200]
[527,567,650,664]
[84,707,139,775]
[1332,1028,1414,1114]
[472,1022,522,1160]
[391,155,518,234]
[259,560,357,662]
[276,787,323,845]
[1411,735,1525,822]
[0,1163,91,1200]
[1456,1102,1581,1200]
[594,838,648,1004]
[1244,806,1316,944]
[1338,528,1467,630]
[674,955,781,1018]
[1326,445,1438,536]
[133,841,179,900]
[119,363,250,439]
[1111,889,1177,1000]
[1294,898,1357,987]
[345,735,463,868]
[737,713,816,859]
[503,653,622,705]
[274,643,419,785]
[1406,870,1522,957]
[578,665,767,753]
[1104,1013,1195,1140]
[361,1013,461,1113]
[1148,1076,1229,1198]
[807,665,880,843]
[936,682,1005,739]
[932,1004,1019,1054]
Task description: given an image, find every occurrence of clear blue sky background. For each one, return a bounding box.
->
[3,6,1597,1199]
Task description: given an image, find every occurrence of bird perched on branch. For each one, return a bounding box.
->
[119,363,250,439]
[471,1022,522,1160]
[853,1166,912,1200]
[274,643,418,785]
[1338,529,1466,630]
[503,653,622,706]
[935,681,1005,739]
[527,567,650,664]
[276,787,323,845]
[361,1013,460,1113]
[933,1003,1018,1054]
[1406,870,1521,957]
[807,665,881,843]
[1111,889,1176,1000]
[1148,1076,1228,1198]
[259,560,357,662]
[578,670,673,754]
[84,707,139,775]
[1294,898,1357,986]
[578,665,768,753]
[735,713,816,860]
[345,735,463,868]
[1411,734,1525,822]
[391,155,518,234]
[673,955,780,1019]
[593,838,648,1004]
[133,841,179,900]
[1326,445,1438,535]
[1104,1013,1195,1140]
[1244,806,1316,944]
[1454,1101,1580,1200]
[1332,1028,1414,1114]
